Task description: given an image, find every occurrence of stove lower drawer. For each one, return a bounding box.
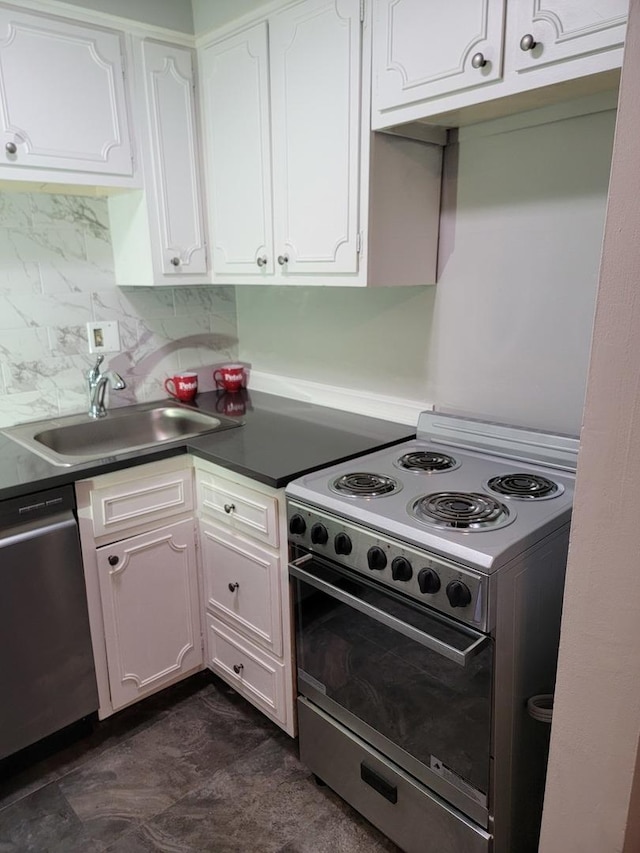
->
[298,698,491,853]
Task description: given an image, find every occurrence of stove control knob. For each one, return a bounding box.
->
[367,546,387,571]
[289,514,306,536]
[418,568,441,594]
[334,532,352,555]
[446,580,472,608]
[311,523,329,545]
[391,556,413,582]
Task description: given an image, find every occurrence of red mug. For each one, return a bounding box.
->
[164,372,198,402]
[214,364,245,393]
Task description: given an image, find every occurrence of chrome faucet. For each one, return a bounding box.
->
[87,355,126,419]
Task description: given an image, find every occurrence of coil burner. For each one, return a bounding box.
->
[330,472,400,499]
[395,451,460,473]
[410,491,513,531]
[486,473,562,500]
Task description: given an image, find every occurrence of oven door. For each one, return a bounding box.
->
[290,552,493,827]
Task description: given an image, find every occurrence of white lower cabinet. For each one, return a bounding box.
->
[77,457,203,718]
[206,615,287,725]
[201,521,283,655]
[195,458,295,736]
[97,518,201,711]
[77,455,295,732]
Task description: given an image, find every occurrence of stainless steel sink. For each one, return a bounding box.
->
[2,402,242,467]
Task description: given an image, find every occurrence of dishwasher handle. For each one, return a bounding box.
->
[0,486,76,530]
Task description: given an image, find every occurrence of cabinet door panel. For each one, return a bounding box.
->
[510,1,627,73]
[373,0,505,110]
[270,0,361,275]
[141,41,207,275]
[0,9,132,175]
[97,519,201,711]
[202,23,273,276]
[201,521,282,655]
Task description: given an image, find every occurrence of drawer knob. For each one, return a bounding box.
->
[228,582,239,592]
[5,141,17,155]
[277,254,289,265]
[520,33,537,51]
[224,503,236,514]
[233,663,243,675]
[170,256,180,266]
[108,555,119,566]
[471,52,487,69]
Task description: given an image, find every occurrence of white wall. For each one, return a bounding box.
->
[539,0,640,848]
[51,0,194,32]
[237,105,615,435]
[192,0,268,34]
[236,285,435,402]
[430,105,616,435]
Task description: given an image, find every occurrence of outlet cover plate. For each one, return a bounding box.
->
[87,321,120,354]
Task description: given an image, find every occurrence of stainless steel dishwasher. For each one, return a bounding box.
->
[0,485,99,760]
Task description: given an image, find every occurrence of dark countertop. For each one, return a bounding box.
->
[0,390,415,500]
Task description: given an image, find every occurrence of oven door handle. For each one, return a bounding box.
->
[289,559,488,667]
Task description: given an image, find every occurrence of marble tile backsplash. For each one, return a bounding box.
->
[0,192,238,428]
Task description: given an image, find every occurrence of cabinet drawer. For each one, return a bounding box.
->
[201,521,282,655]
[197,472,278,548]
[206,616,286,726]
[91,469,193,538]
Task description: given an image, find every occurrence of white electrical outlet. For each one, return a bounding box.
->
[87,321,121,354]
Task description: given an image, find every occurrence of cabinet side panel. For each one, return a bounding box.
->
[367,133,442,286]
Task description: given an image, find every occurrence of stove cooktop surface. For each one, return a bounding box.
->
[286,434,576,573]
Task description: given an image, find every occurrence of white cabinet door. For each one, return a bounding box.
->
[97,518,202,711]
[373,0,506,111]
[509,0,628,73]
[141,41,207,276]
[270,0,362,276]
[201,520,283,655]
[201,23,273,277]
[0,8,132,176]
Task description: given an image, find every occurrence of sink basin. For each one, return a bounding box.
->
[2,402,242,467]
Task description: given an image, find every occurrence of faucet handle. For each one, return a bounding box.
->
[88,354,104,381]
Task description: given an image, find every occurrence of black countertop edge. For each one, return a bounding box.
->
[0,389,416,501]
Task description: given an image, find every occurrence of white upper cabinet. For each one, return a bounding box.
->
[108,39,209,286]
[140,40,207,277]
[0,7,134,182]
[269,0,361,276]
[202,0,362,283]
[372,0,627,129]
[201,0,443,287]
[373,0,506,110]
[202,23,273,277]
[509,1,628,74]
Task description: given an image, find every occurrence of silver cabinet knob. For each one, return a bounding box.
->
[256,256,267,267]
[224,503,236,514]
[233,663,243,674]
[277,254,289,265]
[471,52,487,69]
[520,33,537,51]
[5,142,17,155]
[170,257,180,266]
[228,582,239,592]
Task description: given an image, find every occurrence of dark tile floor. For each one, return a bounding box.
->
[0,673,399,852]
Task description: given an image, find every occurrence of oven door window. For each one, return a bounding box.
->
[291,554,493,805]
